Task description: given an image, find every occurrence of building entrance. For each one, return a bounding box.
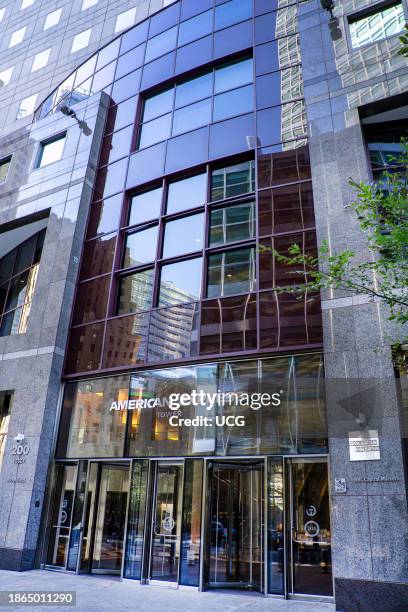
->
[43,457,332,599]
[205,460,264,591]
[148,462,184,584]
[286,458,332,597]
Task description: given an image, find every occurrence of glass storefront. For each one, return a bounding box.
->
[56,354,327,460]
[45,354,332,598]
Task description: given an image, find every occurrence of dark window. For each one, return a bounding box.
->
[87,194,122,238]
[167,173,207,214]
[36,133,66,168]
[207,247,256,298]
[211,160,255,201]
[209,201,256,247]
[123,226,159,267]
[73,275,111,325]
[129,187,163,226]
[0,156,12,182]
[0,229,45,337]
[117,269,154,314]
[159,257,203,306]
[162,213,204,258]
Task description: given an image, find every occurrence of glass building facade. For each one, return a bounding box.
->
[39,0,333,600]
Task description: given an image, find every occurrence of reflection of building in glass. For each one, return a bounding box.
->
[349,3,405,49]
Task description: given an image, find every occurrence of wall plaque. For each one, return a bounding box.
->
[349,430,380,461]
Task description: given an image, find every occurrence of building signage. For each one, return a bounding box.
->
[304,520,320,537]
[349,430,380,461]
[334,478,347,493]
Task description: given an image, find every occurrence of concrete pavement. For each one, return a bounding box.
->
[0,570,337,612]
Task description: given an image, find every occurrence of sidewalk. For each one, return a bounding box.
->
[0,570,336,612]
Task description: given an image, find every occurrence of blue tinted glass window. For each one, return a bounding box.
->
[159,257,203,306]
[162,213,204,258]
[167,173,207,214]
[139,113,172,148]
[143,89,174,121]
[214,57,253,93]
[215,0,252,30]
[175,72,213,108]
[172,98,212,136]
[178,10,213,46]
[129,187,162,226]
[124,226,158,267]
[213,84,254,121]
[145,26,178,63]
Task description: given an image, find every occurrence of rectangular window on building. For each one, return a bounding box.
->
[0,155,12,183]
[166,173,207,214]
[349,2,405,49]
[158,257,202,306]
[36,133,66,168]
[129,186,163,226]
[123,225,158,268]
[207,247,256,298]
[117,269,154,314]
[211,160,255,201]
[209,201,256,247]
[138,56,253,149]
[0,391,12,473]
[0,228,46,337]
[162,213,204,258]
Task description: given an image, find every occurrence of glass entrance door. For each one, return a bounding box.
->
[77,463,130,574]
[206,460,264,591]
[91,464,130,573]
[287,458,332,596]
[149,463,184,583]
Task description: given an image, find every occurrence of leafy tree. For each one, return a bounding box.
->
[262,141,408,325]
[399,24,408,57]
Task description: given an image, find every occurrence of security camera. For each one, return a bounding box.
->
[14,433,25,443]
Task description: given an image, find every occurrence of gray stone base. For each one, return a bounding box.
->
[335,578,408,612]
[0,548,36,571]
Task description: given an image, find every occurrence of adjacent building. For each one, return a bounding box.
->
[0,1,407,611]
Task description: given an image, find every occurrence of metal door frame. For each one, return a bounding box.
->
[43,461,79,572]
[285,455,334,602]
[75,460,131,575]
[145,459,184,587]
[201,457,267,594]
